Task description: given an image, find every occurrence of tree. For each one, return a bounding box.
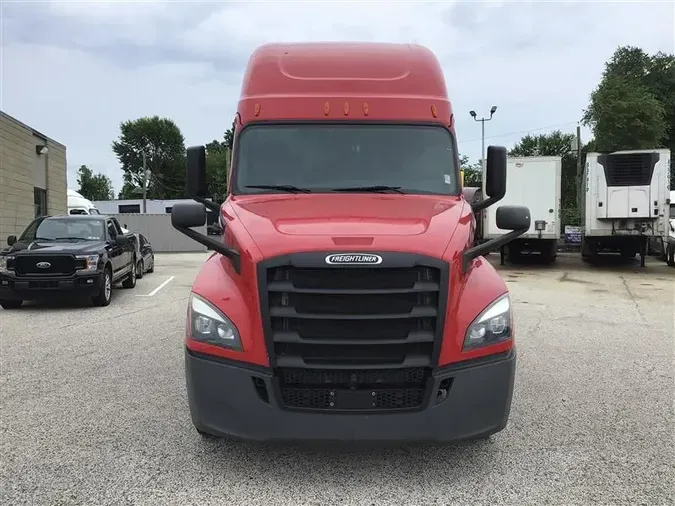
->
[459,154,482,187]
[118,181,140,200]
[583,76,667,151]
[76,165,114,200]
[509,130,580,226]
[204,119,237,201]
[582,45,673,155]
[111,116,186,200]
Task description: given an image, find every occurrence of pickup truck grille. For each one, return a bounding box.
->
[258,252,449,413]
[14,255,76,276]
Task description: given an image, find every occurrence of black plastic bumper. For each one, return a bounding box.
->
[185,348,517,442]
[0,274,102,300]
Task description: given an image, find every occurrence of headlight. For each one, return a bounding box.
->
[188,293,242,351]
[76,254,100,271]
[463,294,512,350]
[0,256,11,273]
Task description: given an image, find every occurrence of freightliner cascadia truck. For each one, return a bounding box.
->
[171,42,531,442]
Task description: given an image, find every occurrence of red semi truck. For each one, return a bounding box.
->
[171,42,531,442]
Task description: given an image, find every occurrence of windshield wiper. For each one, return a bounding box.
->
[246,185,312,194]
[331,185,405,194]
[34,237,55,241]
[54,237,90,241]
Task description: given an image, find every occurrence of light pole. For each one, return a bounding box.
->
[469,106,498,172]
[140,149,149,213]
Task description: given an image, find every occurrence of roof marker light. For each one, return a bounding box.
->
[324,102,330,116]
[431,104,437,118]
[254,103,261,116]
[363,102,369,116]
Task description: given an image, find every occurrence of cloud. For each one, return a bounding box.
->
[1,0,673,195]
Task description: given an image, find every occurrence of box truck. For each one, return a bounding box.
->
[483,156,561,264]
[169,42,532,442]
[581,149,670,267]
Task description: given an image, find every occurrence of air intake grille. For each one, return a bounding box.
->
[258,253,448,412]
[14,255,76,276]
[599,152,659,187]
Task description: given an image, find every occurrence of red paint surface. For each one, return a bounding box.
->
[186,43,512,367]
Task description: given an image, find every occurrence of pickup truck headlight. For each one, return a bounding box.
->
[76,254,100,271]
[188,293,242,351]
[463,294,512,350]
[0,256,14,273]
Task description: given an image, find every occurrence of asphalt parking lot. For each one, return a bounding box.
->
[1,252,673,506]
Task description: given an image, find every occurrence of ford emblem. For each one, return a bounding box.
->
[325,253,383,265]
[36,261,51,269]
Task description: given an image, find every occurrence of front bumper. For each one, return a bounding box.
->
[185,348,516,442]
[0,273,102,300]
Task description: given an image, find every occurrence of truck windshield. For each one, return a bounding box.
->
[234,124,459,195]
[29,218,105,242]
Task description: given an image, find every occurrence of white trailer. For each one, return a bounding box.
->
[580,148,670,267]
[483,156,561,264]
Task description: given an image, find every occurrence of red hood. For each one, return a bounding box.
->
[224,193,472,261]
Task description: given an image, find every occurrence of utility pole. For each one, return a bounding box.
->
[574,124,582,205]
[141,150,148,214]
[469,106,498,173]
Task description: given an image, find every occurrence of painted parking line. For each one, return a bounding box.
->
[136,276,175,297]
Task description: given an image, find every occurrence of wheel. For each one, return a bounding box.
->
[136,259,144,279]
[667,242,675,267]
[92,268,112,307]
[147,255,154,273]
[0,299,23,309]
[541,242,557,264]
[122,258,137,289]
[195,426,219,439]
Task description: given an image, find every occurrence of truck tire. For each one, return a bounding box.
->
[92,268,113,307]
[0,299,23,310]
[541,242,557,265]
[122,258,137,289]
[195,426,219,439]
[507,244,522,263]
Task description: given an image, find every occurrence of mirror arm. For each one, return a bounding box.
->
[461,227,528,274]
[193,196,221,213]
[471,195,500,213]
[174,225,241,274]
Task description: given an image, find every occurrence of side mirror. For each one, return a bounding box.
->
[496,205,531,231]
[470,146,507,213]
[485,145,507,200]
[7,235,17,246]
[186,146,207,198]
[171,201,206,228]
[461,204,531,274]
[171,201,241,273]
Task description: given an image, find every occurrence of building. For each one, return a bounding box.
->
[92,198,219,225]
[92,198,193,215]
[0,111,67,244]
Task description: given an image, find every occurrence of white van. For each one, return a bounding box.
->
[67,189,101,216]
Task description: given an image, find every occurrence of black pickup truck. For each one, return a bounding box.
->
[0,215,137,309]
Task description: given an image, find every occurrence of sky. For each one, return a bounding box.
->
[1,0,674,197]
